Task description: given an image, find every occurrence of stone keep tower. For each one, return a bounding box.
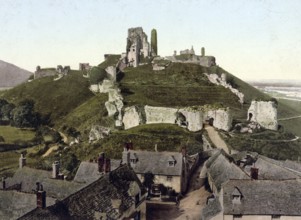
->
[126,27,150,67]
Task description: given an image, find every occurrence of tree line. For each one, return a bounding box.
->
[0,98,48,128]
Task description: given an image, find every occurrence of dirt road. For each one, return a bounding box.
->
[205,125,229,154]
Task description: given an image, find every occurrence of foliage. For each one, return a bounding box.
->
[11,99,41,128]
[151,29,158,55]
[88,66,107,85]
[143,171,155,189]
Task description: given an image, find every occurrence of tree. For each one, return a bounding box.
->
[88,66,107,85]
[151,29,158,56]
[143,171,154,196]
[12,99,40,128]
[1,103,15,121]
[0,99,9,119]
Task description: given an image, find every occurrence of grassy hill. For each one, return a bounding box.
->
[1,70,94,125]
[1,58,301,177]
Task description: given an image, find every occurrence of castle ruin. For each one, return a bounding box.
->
[126,27,151,67]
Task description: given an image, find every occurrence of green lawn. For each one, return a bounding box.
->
[0,126,35,144]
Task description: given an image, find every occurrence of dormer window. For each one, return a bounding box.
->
[232,187,243,205]
[130,153,138,165]
[168,155,176,167]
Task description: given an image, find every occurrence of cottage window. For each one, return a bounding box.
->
[233,214,242,219]
[130,159,137,164]
[166,176,173,181]
[168,161,175,167]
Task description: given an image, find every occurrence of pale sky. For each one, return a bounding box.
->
[0,0,300,80]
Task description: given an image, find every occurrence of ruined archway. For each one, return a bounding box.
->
[209,118,214,126]
[248,113,253,121]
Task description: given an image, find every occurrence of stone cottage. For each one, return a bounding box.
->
[122,148,191,194]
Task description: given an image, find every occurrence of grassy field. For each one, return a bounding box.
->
[0,126,35,144]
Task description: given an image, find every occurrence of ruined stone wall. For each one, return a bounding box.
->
[178,107,204,132]
[126,27,150,67]
[206,73,244,104]
[145,106,178,124]
[123,106,144,130]
[199,56,216,67]
[121,105,232,132]
[34,69,57,79]
[206,108,233,131]
[248,101,278,130]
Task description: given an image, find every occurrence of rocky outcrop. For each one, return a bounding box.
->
[89,125,111,143]
[205,73,244,104]
[145,106,178,124]
[105,88,124,127]
[248,101,278,130]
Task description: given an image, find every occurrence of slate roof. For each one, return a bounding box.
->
[19,164,146,220]
[125,150,183,176]
[0,191,56,220]
[200,197,222,220]
[223,179,301,215]
[244,155,300,180]
[283,159,301,175]
[232,152,301,179]
[73,160,120,184]
[205,150,250,192]
[2,167,84,199]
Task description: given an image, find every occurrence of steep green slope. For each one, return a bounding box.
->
[119,63,272,119]
[1,70,93,124]
[55,94,114,136]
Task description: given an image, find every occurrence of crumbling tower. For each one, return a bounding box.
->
[126,27,150,67]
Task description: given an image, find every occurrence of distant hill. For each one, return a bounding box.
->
[0,60,32,87]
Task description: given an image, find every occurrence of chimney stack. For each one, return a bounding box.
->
[52,161,60,179]
[19,153,26,169]
[181,146,187,157]
[124,141,133,152]
[98,152,105,172]
[104,158,111,173]
[250,166,259,180]
[36,182,46,209]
